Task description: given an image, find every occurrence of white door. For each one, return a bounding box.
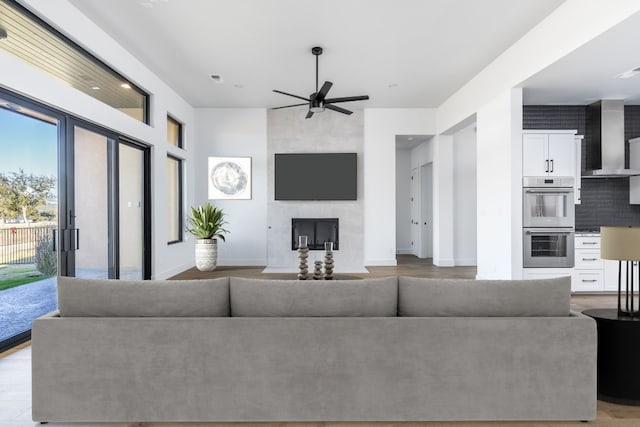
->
[421,163,433,258]
[548,133,576,176]
[522,133,549,176]
[410,168,420,256]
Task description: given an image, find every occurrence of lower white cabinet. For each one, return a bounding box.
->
[572,235,605,292]
[522,268,572,280]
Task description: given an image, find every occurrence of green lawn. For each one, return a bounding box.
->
[0,264,54,291]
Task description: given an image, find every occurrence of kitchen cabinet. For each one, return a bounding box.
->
[522,268,572,280]
[572,235,604,292]
[523,130,577,177]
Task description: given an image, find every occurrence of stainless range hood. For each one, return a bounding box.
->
[583,100,640,178]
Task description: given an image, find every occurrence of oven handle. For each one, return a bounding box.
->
[524,189,573,194]
[525,229,574,234]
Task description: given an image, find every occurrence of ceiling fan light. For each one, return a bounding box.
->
[310,99,324,113]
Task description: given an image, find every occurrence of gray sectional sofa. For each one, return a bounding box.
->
[32,275,597,423]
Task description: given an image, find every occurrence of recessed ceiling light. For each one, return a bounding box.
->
[91,86,100,90]
[408,136,414,141]
[210,74,224,84]
[120,83,131,89]
[615,66,640,79]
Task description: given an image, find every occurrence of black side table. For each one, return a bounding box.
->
[583,308,640,405]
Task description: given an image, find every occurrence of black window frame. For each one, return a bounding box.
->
[1,0,150,124]
[166,154,183,245]
[167,115,184,149]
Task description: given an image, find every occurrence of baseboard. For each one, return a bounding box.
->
[396,248,413,255]
[433,258,455,267]
[364,258,398,266]
[154,262,194,280]
[454,258,477,266]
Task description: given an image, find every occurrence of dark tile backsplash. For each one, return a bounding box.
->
[523,105,640,230]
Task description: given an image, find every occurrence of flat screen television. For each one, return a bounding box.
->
[275,153,357,200]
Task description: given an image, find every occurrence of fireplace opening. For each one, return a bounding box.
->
[292,218,339,250]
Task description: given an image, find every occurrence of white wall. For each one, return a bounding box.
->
[395,149,412,254]
[1,0,196,278]
[363,109,436,266]
[194,109,268,265]
[431,134,455,266]
[453,123,477,265]
[476,88,523,279]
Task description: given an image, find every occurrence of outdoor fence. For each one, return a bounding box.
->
[0,226,55,265]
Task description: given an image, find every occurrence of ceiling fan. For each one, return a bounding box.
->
[272,46,369,119]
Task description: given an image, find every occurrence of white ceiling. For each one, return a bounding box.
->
[522,10,640,105]
[66,0,565,108]
[396,135,431,150]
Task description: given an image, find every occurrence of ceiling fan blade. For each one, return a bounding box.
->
[271,103,309,110]
[273,90,310,102]
[315,81,333,102]
[324,95,369,104]
[325,104,353,115]
[305,110,314,119]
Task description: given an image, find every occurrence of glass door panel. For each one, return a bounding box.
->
[118,143,144,280]
[73,126,109,279]
[0,96,59,349]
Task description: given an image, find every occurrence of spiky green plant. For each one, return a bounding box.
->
[186,202,229,241]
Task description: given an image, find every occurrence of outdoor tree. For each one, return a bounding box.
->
[0,169,56,225]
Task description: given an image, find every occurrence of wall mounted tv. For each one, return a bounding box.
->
[275,153,357,201]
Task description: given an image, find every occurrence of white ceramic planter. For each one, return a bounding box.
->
[195,239,218,271]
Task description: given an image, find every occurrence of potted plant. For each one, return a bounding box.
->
[186,202,229,271]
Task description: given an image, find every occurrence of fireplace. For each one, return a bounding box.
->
[291,218,339,250]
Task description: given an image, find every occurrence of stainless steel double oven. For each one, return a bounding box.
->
[523,177,575,268]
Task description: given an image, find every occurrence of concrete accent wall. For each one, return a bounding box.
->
[266,108,365,272]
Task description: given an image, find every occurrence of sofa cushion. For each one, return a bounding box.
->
[398,276,571,317]
[230,277,398,317]
[57,276,230,317]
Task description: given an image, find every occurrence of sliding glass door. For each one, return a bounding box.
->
[65,122,150,280]
[118,143,146,280]
[0,88,151,351]
[71,125,110,278]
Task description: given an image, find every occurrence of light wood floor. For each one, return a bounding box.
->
[1,257,632,426]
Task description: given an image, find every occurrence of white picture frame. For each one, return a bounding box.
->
[208,156,252,200]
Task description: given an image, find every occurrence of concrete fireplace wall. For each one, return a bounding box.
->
[266,108,365,272]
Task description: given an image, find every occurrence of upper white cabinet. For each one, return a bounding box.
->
[523,131,577,177]
[523,130,581,204]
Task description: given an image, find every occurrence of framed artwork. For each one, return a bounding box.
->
[208,156,252,200]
